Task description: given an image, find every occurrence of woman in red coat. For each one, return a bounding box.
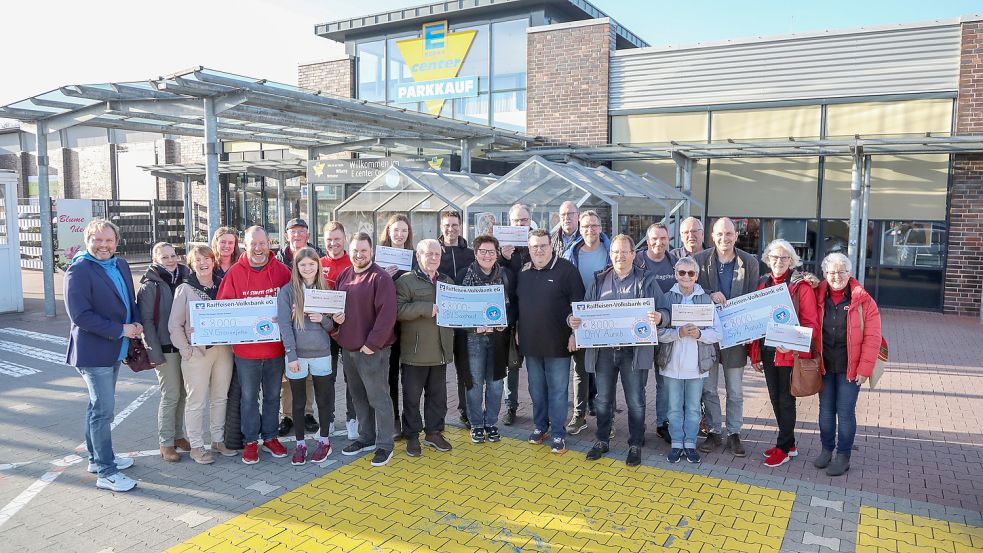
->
[813,252,882,477]
[750,239,820,468]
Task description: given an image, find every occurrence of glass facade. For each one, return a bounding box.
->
[355,17,529,130]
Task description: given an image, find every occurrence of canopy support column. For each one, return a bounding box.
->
[847,146,864,274]
[857,154,872,285]
[183,176,193,250]
[276,173,288,245]
[460,139,472,173]
[672,152,694,247]
[306,148,317,245]
[36,120,56,317]
[203,97,220,237]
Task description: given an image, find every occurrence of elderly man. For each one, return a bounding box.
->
[218,226,292,465]
[499,202,531,426]
[563,210,610,434]
[517,229,585,454]
[396,239,455,456]
[670,217,706,259]
[570,234,669,467]
[693,217,760,457]
[333,233,399,467]
[276,217,324,438]
[65,219,142,492]
[551,201,581,258]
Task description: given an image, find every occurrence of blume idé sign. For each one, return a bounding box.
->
[56,199,92,268]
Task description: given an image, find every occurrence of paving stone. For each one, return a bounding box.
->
[802,531,840,550]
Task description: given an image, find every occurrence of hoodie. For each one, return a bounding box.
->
[438,236,475,280]
[217,252,291,359]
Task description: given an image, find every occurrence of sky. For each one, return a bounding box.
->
[3,0,982,106]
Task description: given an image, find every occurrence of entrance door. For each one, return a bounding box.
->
[0,170,23,313]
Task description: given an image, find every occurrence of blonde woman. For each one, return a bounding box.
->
[168,245,237,464]
[277,247,336,465]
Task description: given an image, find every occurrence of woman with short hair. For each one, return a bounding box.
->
[749,239,821,468]
[813,252,882,476]
[168,245,237,464]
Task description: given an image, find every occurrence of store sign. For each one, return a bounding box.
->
[56,199,92,267]
[396,21,478,115]
[307,158,427,184]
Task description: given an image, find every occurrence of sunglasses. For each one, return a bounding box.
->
[676,270,698,277]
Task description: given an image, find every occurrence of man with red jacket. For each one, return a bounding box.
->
[217,226,292,465]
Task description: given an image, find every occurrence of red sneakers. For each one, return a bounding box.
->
[764,449,791,467]
[263,437,288,458]
[242,442,259,465]
[763,446,797,458]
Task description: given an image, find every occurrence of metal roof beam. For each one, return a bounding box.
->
[107,98,204,119]
[41,102,110,132]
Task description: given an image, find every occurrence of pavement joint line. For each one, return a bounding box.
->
[0,385,157,531]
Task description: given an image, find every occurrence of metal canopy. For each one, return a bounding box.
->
[141,159,307,181]
[484,135,983,162]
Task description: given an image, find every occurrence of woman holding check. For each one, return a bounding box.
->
[379,214,416,437]
[277,247,336,466]
[749,239,820,468]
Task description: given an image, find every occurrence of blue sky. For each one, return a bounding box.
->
[3,0,981,106]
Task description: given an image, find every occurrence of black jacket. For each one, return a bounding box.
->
[276,242,325,269]
[452,264,518,388]
[515,255,586,358]
[438,236,475,279]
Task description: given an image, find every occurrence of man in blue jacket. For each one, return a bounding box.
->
[64,219,143,492]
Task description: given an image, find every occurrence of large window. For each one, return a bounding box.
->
[356,40,386,103]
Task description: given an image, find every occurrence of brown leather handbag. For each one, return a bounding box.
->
[789,281,823,397]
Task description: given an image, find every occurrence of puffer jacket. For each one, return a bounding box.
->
[748,270,821,367]
[815,277,882,380]
[137,264,190,364]
[395,269,455,366]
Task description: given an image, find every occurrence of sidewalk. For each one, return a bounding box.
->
[0,273,980,552]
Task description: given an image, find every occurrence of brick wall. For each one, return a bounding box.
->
[526,19,613,146]
[946,20,983,316]
[298,57,354,97]
[77,145,113,198]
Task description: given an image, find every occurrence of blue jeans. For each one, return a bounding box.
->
[702,365,744,435]
[466,334,504,428]
[666,375,705,449]
[655,370,669,425]
[236,356,285,443]
[819,371,862,456]
[77,363,121,478]
[525,356,571,439]
[593,348,646,447]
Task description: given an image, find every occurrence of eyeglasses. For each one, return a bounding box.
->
[529,244,551,251]
[825,270,848,277]
[676,270,698,277]
[768,255,791,262]
[582,224,601,230]
[476,249,498,256]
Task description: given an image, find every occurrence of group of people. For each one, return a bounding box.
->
[64,203,882,493]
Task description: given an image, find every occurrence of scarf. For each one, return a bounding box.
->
[152,263,183,293]
[186,273,220,301]
[462,261,503,287]
[82,252,131,361]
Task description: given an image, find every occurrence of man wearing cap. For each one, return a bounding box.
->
[276,218,325,438]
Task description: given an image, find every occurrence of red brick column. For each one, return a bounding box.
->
[527,19,613,146]
[946,18,983,316]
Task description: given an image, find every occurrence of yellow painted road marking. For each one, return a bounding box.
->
[857,506,983,553]
[168,428,795,552]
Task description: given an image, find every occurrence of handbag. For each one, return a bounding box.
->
[858,303,889,388]
[788,282,823,397]
[125,337,154,372]
[507,328,523,371]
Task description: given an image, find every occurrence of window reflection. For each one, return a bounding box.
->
[357,40,386,103]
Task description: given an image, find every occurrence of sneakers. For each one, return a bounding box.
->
[826,453,850,476]
[406,434,422,457]
[311,440,332,463]
[586,441,609,461]
[764,446,798,459]
[342,440,376,456]
[346,419,359,440]
[278,417,293,437]
[263,437,288,458]
[528,428,550,445]
[242,442,259,465]
[698,432,723,453]
[291,443,308,466]
[726,433,747,457]
[88,455,134,473]
[485,426,501,442]
[684,448,702,464]
[626,446,642,467]
[371,448,394,467]
[668,447,684,463]
[763,449,790,468]
[655,422,672,444]
[304,414,319,433]
[96,472,137,492]
[424,432,452,452]
[550,437,567,454]
[566,415,587,435]
[813,449,833,469]
[503,408,517,426]
[191,447,215,465]
[471,427,485,444]
[212,442,239,457]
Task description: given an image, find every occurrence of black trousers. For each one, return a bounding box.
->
[401,364,448,435]
[389,324,401,420]
[763,346,797,452]
[290,374,333,441]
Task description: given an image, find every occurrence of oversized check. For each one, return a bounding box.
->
[435,282,508,328]
[375,245,414,271]
[671,304,715,327]
[492,225,529,247]
[189,297,280,346]
[303,289,346,314]
[764,322,813,353]
[572,298,657,348]
[718,283,799,349]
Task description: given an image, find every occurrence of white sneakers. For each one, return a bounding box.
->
[96,472,137,492]
[87,455,134,474]
[346,419,359,440]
